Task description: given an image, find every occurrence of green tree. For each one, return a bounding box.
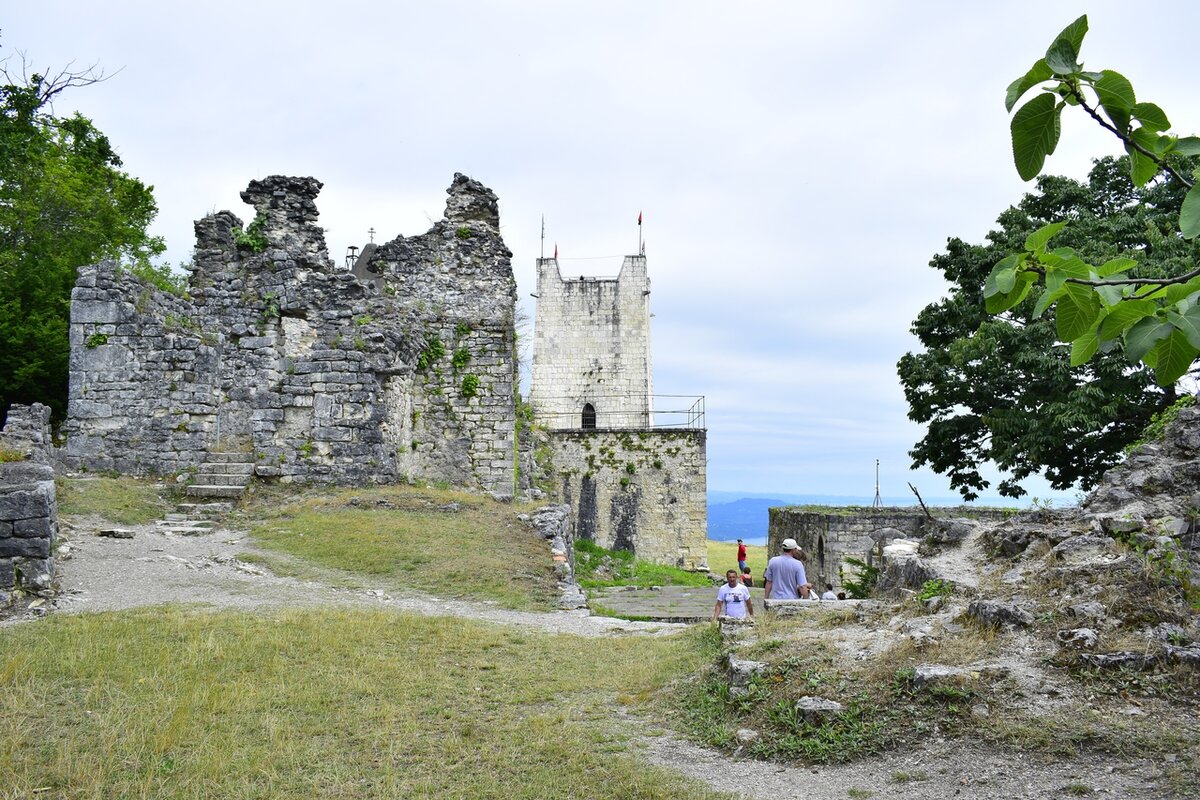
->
[0,45,164,421]
[900,156,1196,499]
[988,15,1200,386]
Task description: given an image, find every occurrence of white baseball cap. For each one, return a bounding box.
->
[781,538,798,550]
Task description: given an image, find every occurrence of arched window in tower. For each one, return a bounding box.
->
[817,535,826,576]
[581,403,597,430]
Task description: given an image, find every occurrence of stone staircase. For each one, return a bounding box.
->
[185,452,255,501]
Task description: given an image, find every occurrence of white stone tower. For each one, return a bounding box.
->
[530,255,653,429]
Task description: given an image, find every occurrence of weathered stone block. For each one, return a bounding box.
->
[0,536,50,558]
[14,517,54,538]
[0,485,54,521]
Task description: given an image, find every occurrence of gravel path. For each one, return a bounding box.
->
[19,515,1186,799]
[45,516,684,638]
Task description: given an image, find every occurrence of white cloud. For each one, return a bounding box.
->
[6,0,1192,505]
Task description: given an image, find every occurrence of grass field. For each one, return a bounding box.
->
[240,484,560,611]
[56,476,172,526]
[0,607,731,799]
[705,538,768,580]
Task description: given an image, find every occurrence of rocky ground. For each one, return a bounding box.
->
[7,504,1196,799]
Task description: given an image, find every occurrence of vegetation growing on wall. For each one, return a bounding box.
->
[232,211,269,253]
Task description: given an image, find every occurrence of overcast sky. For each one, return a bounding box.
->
[6,1,1197,503]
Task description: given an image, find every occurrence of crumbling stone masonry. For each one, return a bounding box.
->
[768,506,1011,593]
[66,175,518,494]
[0,404,57,592]
[550,429,707,570]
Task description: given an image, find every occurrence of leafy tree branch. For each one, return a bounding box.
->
[988,14,1200,387]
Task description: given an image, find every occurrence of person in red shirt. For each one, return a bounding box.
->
[736,539,747,572]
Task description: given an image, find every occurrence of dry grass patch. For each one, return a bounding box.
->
[239,484,557,610]
[56,475,173,526]
[706,539,768,577]
[1,606,730,799]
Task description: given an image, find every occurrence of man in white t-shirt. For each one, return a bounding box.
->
[713,569,754,620]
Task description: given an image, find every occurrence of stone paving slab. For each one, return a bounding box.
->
[589,584,764,622]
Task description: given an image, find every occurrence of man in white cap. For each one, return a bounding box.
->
[763,538,812,600]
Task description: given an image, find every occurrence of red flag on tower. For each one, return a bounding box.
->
[637,211,642,225]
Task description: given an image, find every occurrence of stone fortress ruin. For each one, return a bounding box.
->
[66,175,518,495]
[53,173,707,575]
[529,255,708,570]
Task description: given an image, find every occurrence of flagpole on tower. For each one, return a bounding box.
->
[637,211,643,255]
[540,214,545,260]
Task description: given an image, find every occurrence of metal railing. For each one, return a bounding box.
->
[531,394,705,431]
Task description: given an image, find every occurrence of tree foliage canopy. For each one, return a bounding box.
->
[900,156,1198,500]
[0,41,164,420]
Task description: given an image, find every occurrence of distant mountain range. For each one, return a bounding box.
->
[706,491,1025,544]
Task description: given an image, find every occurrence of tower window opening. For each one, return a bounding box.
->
[581,403,597,430]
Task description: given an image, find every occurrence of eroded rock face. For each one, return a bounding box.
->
[1085,403,1200,526]
[967,599,1034,628]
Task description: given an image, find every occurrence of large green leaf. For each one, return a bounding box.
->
[1033,283,1065,318]
[1070,328,1100,366]
[1132,102,1170,132]
[1099,300,1156,339]
[1097,256,1136,278]
[1124,316,1172,363]
[1127,148,1159,187]
[1181,182,1200,240]
[1051,15,1089,55]
[1005,60,1053,113]
[1095,284,1124,307]
[985,271,1037,314]
[1011,94,1062,181]
[1149,329,1199,386]
[1175,136,1200,156]
[1167,305,1200,350]
[1024,221,1067,252]
[1055,283,1101,340]
[1093,70,1134,112]
[1045,39,1079,75]
[1164,277,1200,305]
[1093,70,1134,130]
[983,254,1021,298]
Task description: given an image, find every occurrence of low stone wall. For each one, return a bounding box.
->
[768,505,1011,593]
[548,429,707,569]
[526,504,585,609]
[0,404,57,593]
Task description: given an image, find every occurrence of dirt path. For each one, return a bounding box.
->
[43,516,683,638]
[18,515,1187,799]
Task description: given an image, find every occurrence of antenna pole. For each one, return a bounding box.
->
[872,459,882,508]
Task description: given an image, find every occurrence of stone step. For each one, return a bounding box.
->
[202,462,256,476]
[186,484,246,499]
[176,502,233,517]
[156,517,214,528]
[158,522,216,535]
[205,452,256,464]
[193,473,252,487]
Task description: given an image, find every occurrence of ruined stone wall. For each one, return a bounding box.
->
[0,405,56,593]
[768,506,1011,592]
[66,175,517,495]
[530,256,653,429]
[549,429,707,569]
